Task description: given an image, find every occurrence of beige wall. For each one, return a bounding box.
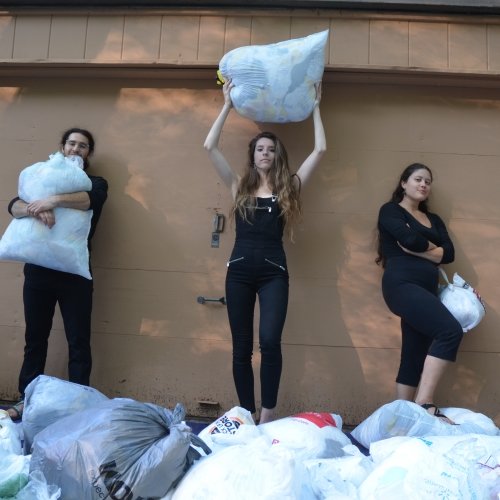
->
[0,8,499,425]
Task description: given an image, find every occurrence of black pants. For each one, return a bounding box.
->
[19,264,93,396]
[225,243,289,413]
[382,257,463,387]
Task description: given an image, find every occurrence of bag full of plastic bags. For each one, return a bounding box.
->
[0,152,93,279]
[30,398,209,500]
[0,453,30,498]
[22,375,109,453]
[351,400,498,449]
[0,410,22,456]
[439,269,485,332]
[258,411,350,460]
[197,406,255,454]
[219,30,328,123]
[170,435,314,500]
[15,470,61,500]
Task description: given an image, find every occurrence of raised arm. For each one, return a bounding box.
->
[294,82,327,189]
[203,80,240,199]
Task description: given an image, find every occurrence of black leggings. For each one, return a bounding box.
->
[382,257,463,387]
[19,264,93,396]
[225,243,289,413]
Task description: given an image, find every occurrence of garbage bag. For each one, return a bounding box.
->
[219,30,328,123]
[15,470,61,500]
[0,152,93,279]
[439,271,485,332]
[30,398,209,500]
[359,435,494,499]
[23,375,109,453]
[0,410,22,457]
[0,453,30,498]
[171,435,314,500]
[351,400,498,449]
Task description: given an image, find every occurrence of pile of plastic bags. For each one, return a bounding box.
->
[2,375,499,499]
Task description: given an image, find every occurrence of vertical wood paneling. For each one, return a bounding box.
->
[449,23,487,70]
[86,16,124,61]
[487,25,500,71]
[224,16,251,53]
[198,16,226,63]
[122,15,162,61]
[12,15,51,60]
[370,20,409,67]
[409,21,448,69]
[49,15,87,59]
[331,18,369,66]
[0,16,15,59]
[251,17,291,45]
[160,15,199,62]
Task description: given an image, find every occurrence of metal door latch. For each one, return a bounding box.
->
[211,213,225,248]
[197,296,226,305]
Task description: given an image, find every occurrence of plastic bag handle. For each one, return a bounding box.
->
[438,267,451,285]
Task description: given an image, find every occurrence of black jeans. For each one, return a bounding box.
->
[225,243,289,413]
[19,264,93,396]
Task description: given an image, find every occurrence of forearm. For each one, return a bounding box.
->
[204,102,232,152]
[312,105,326,155]
[403,246,444,263]
[49,192,91,210]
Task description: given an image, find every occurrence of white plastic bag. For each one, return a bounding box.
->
[22,375,109,453]
[351,400,498,449]
[0,410,22,456]
[171,436,314,500]
[197,406,255,453]
[0,152,93,279]
[15,470,61,500]
[439,269,485,332]
[0,453,30,498]
[219,30,328,123]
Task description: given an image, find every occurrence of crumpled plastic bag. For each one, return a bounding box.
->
[0,410,22,457]
[439,270,486,332]
[170,435,314,500]
[0,152,93,279]
[22,375,109,454]
[359,434,497,499]
[14,470,61,500]
[351,400,498,449]
[219,30,328,123]
[30,398,209,500]
[0,453,30,498]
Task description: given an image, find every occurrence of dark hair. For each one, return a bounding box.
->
[375,163,433,267]
[60,127,95,170]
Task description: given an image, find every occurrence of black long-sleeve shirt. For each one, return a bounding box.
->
[378,201,454,265]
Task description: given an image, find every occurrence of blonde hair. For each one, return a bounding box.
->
[232,132,301,239]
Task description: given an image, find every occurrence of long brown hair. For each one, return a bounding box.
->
[375,163,433,267]
[232,131,301,238]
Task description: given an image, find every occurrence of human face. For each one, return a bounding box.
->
[254,137,275,172]
[62,132,91,160]
[402,168,432,202]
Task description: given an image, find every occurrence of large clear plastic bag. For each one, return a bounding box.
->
[30,399,208,500]
[439,269,486,332]
[0,152,93,279]
[22,375,109,454]
[219,30,328,123]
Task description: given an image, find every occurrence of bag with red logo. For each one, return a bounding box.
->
[439,269,485,332]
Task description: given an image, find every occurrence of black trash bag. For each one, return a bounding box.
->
[30,398,211,500]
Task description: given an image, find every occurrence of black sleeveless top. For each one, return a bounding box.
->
[234,196,284,246]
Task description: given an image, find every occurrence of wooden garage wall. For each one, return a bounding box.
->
[1,8,500,425]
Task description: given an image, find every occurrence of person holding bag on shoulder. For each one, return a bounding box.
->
[204,79,326,424]
[376,163,463,424]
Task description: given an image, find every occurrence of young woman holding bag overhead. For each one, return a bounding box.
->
[204,79,326,423]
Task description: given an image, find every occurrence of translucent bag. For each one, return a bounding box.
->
[439,268,485,332]
[219,30,328,123]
